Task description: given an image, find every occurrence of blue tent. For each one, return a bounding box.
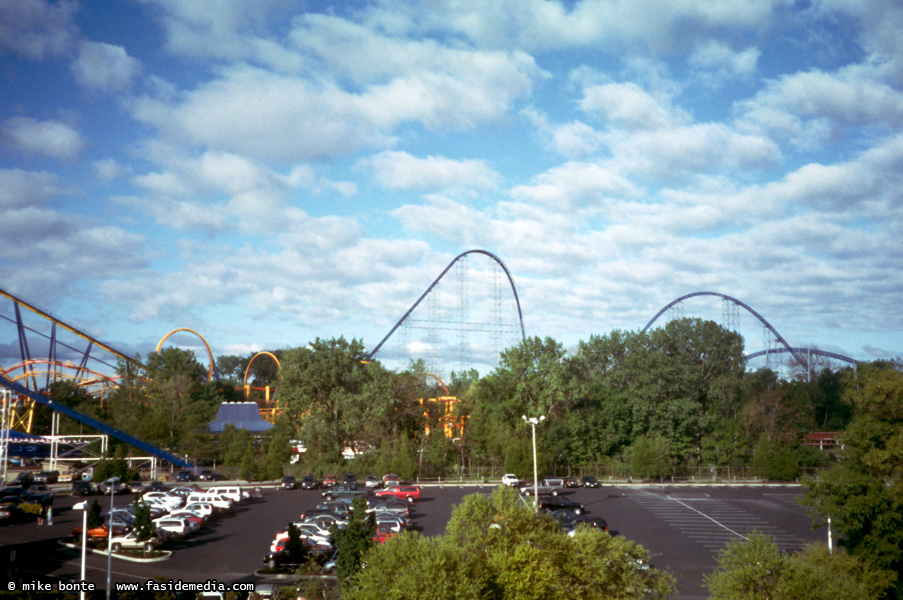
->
[208,402,274,433]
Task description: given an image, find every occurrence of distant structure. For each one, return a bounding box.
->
[208,402,274,434]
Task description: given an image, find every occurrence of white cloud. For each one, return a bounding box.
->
[380,0,786,54]
[93,159,132,181]
[1,117,84,160]
[0,0,79,59]
[0,168,62,208]
[522,108,606,158]
[360,151,502,191]
[510,161,640,210]
[736,65,903,147]
[580,82,687,130]
[690,41,760,82]
[71,41,142,92]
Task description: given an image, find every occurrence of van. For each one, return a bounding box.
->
[186,493,232,512]
[206,486,244,503]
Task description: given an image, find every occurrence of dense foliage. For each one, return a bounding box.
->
[705,532,893,600]
[344,486,675,600]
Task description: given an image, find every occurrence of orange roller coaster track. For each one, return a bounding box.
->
[156,328,216,382]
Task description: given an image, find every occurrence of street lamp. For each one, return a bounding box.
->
[73,501,88,600]
[521,415,545,511]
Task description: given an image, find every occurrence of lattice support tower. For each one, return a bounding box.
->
[456,254,469,375]
[722,297,740,333]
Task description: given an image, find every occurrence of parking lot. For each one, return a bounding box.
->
[0,483,823,599]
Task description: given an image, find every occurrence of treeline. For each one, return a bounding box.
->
[34,318,870,481]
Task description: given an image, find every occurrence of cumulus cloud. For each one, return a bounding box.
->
[736,64,903,147]
[128,15,542,163]
[690,41,760,82]
[376,0,784,54]
[0,0,79,59]
[1,117,85,160]
[580,82,688,130]
[0,168,62,208]
[522,107,606,158]
[360,151,502,191]
[510,161,640,210]
[71,41,142,92]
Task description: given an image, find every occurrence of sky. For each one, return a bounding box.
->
[1,0,902,380]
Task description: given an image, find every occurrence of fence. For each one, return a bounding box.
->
[413,465,825,485]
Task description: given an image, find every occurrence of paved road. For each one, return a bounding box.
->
[0,484,823,599]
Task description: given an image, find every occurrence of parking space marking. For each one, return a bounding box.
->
[629,489,808,555]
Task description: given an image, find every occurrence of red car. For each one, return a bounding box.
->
[72,524,127,539]
[322,475,337,488]
[373,524,397,545]
[374,485,421,503]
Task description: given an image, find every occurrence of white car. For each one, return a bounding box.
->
[109,530,161,553]
[142,491,183,510]
[502,474,519,487]
[183,502,215,520]
[153,516,192,538]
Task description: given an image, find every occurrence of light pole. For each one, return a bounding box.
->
[521,415,545,511]
[106,483,114,600]
[73,501,88,600]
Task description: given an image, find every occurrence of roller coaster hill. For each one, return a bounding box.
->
[0,251,866,472]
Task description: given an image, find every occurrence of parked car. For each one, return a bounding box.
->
[343,474,357,488]
[501,474,519,487]
[564,477,579,488]
[153,516,193,538]
[561,516,609,535]
[322,474,337,488]
[537,495,584,515]
[72,523,127,539]
[127,481,145,494]
[198,469,224,481]
[148,481,166,492]
[0,499,25,524]
[519,479,562,496]
[300,475,318,490]
[364,475,381,489]
[109,530,162,553]
[382,473,400,487]
[12,472,34,488]
[72,480,96,496]
[34,470,60,484]
[281,476,297,490]
[581,476,600,488]
[321,485,367,501]
[175,470,195,482]
[373,485,421,503]
[373,523,397,545]
[263,539,332,569]
[99,477,125,494]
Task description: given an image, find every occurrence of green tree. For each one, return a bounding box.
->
[630,434,671,480]
[801,363,903,599]
[131,498,156,555]
[705,532,786,600]
[332,495,376,588]
[87,499,104,530]
[773,543,893,600]
[347,486,675,600]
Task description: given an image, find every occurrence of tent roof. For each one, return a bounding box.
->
[208,402,274,433]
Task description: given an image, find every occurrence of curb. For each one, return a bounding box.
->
[59,541,173,563]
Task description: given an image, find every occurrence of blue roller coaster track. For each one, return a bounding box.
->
[0,374,193,467]
[367,249,527,360]
[644,291,859,366]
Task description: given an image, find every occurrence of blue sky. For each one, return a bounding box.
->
[1,0,902,378]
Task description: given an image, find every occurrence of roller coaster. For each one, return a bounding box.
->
[0,257,863,469]
[644,291,859,367]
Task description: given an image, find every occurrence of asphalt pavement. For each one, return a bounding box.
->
[0,483,824,599]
